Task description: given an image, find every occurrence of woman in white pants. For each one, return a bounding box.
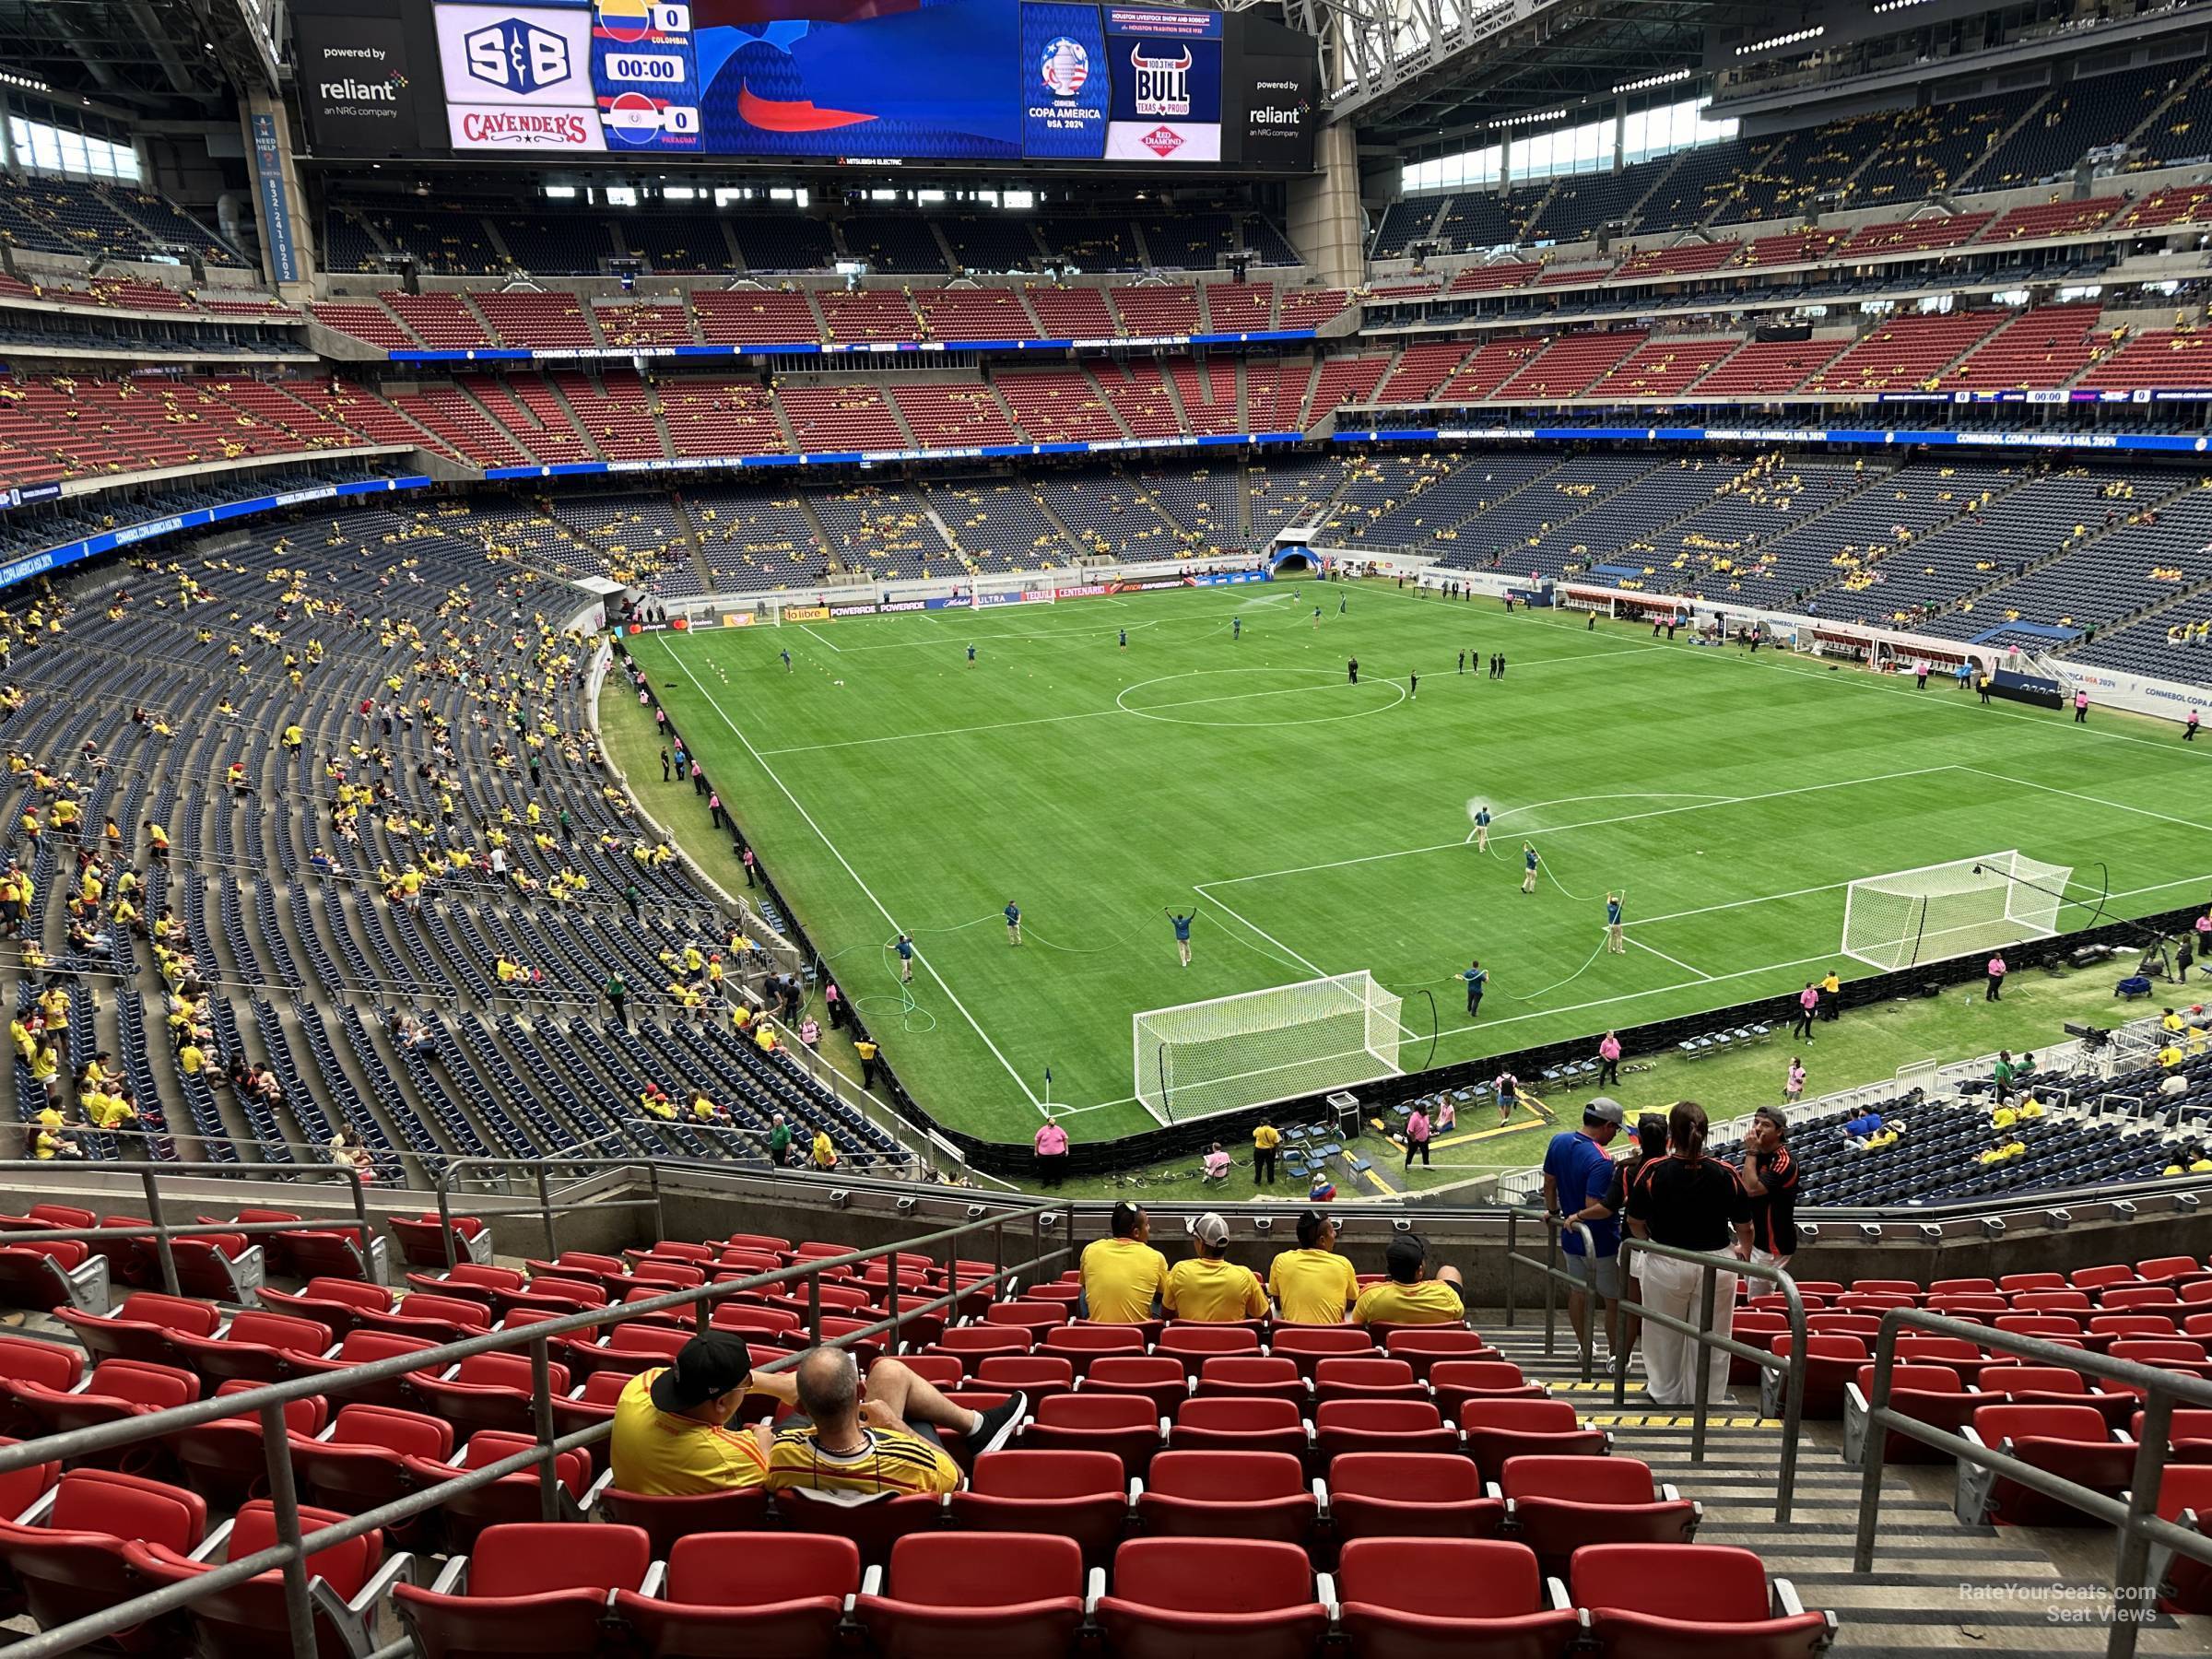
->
[1625,1101,1754,1407]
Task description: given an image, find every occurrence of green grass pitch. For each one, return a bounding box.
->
[628,578,2212,1148]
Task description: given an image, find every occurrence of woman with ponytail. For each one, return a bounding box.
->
[1623,1100,1753,1406]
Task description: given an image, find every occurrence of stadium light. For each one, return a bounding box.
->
[1611,68,1690,95]
[1735,25,1824,54]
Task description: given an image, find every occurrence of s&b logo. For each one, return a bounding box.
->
[465,18,571,93]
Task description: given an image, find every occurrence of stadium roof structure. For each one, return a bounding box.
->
[1300,0,1764,146]
[0,0,276,115]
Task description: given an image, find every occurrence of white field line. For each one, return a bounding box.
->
[655,637,1043,1110]
[797,624,841,654]
[755,673,1390,757]
[1626,935,1714,981]
[1358,578,2212,764]
[1190,886,1330,980]
[1953,766,2212,837]
[1205,765,1959,889]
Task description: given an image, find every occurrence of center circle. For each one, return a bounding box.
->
[1114,667,1409,728]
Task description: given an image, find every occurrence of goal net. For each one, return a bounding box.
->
[1841,851,2074,973]
[1134,971,1406,1126]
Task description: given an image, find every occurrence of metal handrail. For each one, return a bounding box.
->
[1610,1238,1809,1523]
[1500,1205,1600,1381]
[1852,1309,2212,1659]
[0,1200,1061,1659]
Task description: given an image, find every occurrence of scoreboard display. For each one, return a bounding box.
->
[296,0,1316,171]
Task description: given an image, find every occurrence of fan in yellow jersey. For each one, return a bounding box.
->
[1267,1209,1361,1325]
[1162,1212,1267,1322]
[609,1334,796,1496]
[1078,1202,1170,1323]
[1351,1233,1467,1326]
[766,1347,1025,1498]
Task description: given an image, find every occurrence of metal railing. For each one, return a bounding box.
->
[1609,1239,1809,1523]
[1499,1205,1600,1381]
[0,1200,1060,1659]
[1851,1309,2212,1659]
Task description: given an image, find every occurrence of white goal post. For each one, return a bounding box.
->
[1841,850,2075,973]
[1133,971,1408,1127]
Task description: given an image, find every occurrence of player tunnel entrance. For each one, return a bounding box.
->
[1268,549,1321,576]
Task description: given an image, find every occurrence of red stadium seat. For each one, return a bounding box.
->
[165,1391,324,1511]
[612,1531,858,1655]
[1384,1328,1499,1378]
[407,1352,569,1441]
[599,1485,771,1558]
[124,1498,401,1659]
[349,1294,494,1345]
[1170,1395,1311,1460]
[1430,1360,1546,1418]
[394,1522,652,1658]
[972,1355,1076,1397]
[0,1436,59,1526]
[0,1240,106,1312]
[1269,1327,1377,1379]
[1980,1365,2135,1428]
[1134,1450,1316,1547]
[260,1277,395,1336]
[2152,1465,2212,1613]
[0,1468,208,1651]
[1093,1537,1329,1659]
[404,1430,591,1552]
[1039,1324,1147,1376]
[777,1484,941,1570]
[1336,1537,1578,1659]
[1842,1364,1981,1465]
[947,1449,1129,1569]
[901,1354,965,1391]
[1023,1392,1163,1477]
[855,1530,1086,1659]
[388,1213,490,1270]
[9,1359,197,1468]
[1769,1335,1868,1419]
[1962,1404,2136,1525]
[1328,1451,1505,1544]
[1313,1397,1460,1462]
[935,1325,1031,1360]
[406,1265,526,1308]
[1313,1356,1428,1406]
[1078,1357,1188,1417]
[1574,1542,1835,1659]
[0,1334,84,1435]
[1499,1455,1699,1572]
[1156,1324,1261,1365]
[292,1404,453,1519]
[290,1331,441,1412]
[1460,1399,1607,1482]
[167,1310,334,1388]
[58,1291,221,1366]
[1193,1356,1308,1402]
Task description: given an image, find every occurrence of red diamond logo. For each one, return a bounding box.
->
[1140,124,1183,156]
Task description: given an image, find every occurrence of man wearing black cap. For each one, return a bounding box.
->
[1351,1233,1465,1326]
[609,1332,798,1496]
[1266,1209,1359,1325]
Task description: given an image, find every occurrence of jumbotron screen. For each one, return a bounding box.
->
[336,0,1316,169]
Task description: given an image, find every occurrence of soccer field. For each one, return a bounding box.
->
[630,579,2212,1148]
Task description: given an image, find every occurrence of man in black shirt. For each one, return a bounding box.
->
[1739,1106,1800,1271]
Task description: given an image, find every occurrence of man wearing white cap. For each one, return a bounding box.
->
[1163,1212,1267,1323]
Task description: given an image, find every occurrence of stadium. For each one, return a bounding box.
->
[0,0,2207,1650]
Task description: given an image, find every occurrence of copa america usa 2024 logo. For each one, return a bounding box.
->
[1040,37,1088,96]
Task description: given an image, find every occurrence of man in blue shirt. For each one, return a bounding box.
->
[967,644,976,667]
[1542,1097,1625,1362]
[780,648,792,672]
[895,934,914,982]
[1606,892,1624,955]
[1522,843,1540,894]
[1167,910,1195,967]
[1472,806,1490,853]
[1462,959,1487,1017]
[1004,901,1021,947]
[1232,617,1241,641]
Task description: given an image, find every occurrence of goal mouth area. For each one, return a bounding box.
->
[1132,970,1409,1129]
[1840,850,2076,975]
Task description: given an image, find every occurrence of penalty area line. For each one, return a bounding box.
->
[654,637,1043,1112]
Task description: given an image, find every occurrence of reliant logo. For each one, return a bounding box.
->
[464,18,571,93]
[1250,105,1299,124]
[322,76,403,103]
